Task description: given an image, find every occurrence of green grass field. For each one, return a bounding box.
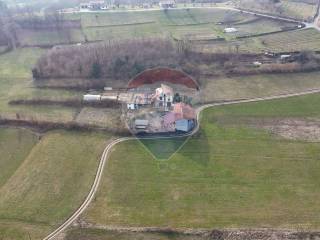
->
[238,0,317,21]
[0,48,83,122]
[199,28,320,53]
[201,71,320,102]
[77,8,296,41]
[84,93,320,229]
[0,128,38,188]
[0,129,111,240]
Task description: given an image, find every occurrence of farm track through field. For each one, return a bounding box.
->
[43,88,320,240]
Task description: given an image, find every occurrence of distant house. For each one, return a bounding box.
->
[224,27,238,33]
[159,0,176,9]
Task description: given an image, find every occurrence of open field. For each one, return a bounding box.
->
[201,71,320,103]
[0,48,83,122]
[0,128,38,188]
[0,48,45,79]
[198,28,320,53]
[238,0,318,21]
[76,9,296,41]
[281,0,318,21]
[83,93,320,229]
[17,29,85,46]
[0,129,111,240]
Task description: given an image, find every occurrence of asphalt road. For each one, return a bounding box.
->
[44,88,320,240]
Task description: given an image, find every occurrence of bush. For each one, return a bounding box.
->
[90,62,102,79]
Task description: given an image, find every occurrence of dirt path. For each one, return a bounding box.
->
[43,88,320,240]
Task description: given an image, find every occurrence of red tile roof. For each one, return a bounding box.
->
[173,103,196,120]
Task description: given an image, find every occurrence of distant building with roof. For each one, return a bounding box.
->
[80,1,108,11]
[224,27,238,33]
[159,0,176,9]
[175,119,195,132]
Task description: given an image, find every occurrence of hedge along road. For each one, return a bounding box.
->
[43,88,320,240]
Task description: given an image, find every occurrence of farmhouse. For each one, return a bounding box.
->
[159,0,176,9]
[163,102,196,132]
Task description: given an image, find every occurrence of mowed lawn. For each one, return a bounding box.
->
[0,129,111,240]
[84,93,320,229]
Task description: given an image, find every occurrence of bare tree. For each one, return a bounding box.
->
[0,1,19,50]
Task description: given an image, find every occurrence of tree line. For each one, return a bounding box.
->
[33,38,191,80]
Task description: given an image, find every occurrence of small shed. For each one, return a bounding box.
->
[224,27,238,33]
[127,103,136,110]
[135,119,149,129]
[175,119,194,132]
[83,94,101,102]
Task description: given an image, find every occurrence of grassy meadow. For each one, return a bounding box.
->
[0,48,83,122]
[0,129,111,240]
[84,93,320,229]
[17,29,85,46]
[76,8,296,42]
[201,71,320,102]
[199,28,320,53]
[238,0,318,21]
[0,128,38,188]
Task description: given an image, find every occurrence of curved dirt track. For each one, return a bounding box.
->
[44,88,320,240]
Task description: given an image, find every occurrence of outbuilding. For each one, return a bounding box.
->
[135,119,149,129]
[83,94,101,102]
[224,27,238,33]
[175,119,195,132]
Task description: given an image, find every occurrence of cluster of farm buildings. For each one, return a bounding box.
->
[84,83,196,134]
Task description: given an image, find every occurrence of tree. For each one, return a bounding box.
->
[0,0,19,50]
[90,62,102,79]
[174,93,181,103]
